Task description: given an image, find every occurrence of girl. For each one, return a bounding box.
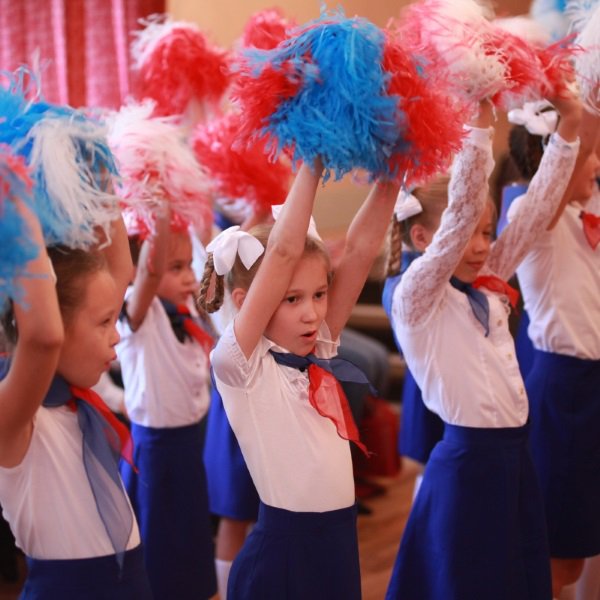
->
[385,92,581,600]
[199,161,399,599]
[0,200,152,598]
[508,106,600,597]
[382,182,447,492]
[117,204,217,600]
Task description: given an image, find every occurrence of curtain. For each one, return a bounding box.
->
[0,0,164,109]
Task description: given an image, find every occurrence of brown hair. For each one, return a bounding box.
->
[196,224,332,313]
[385,175,450,276]
[508,125,544,182]
[1,246,107,346]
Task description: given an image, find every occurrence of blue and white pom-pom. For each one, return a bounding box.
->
[0,146,39,308]
[0,69,119,249]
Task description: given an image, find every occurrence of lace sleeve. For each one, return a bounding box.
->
[487,133,579,280]
[397,127,494,327]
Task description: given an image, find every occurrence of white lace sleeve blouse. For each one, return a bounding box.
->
[390,129,579,427]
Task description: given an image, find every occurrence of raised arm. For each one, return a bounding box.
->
[0,200,64,468]
[398,103,495,327]
[326,179,400,340]
[488,92,581,280]
[233,162,322,359]
[124,205,170,331]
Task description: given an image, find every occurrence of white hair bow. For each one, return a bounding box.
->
[394,189,423,222]
[206,226,265,276]
[507,101,558,136]
[271,204,322,241]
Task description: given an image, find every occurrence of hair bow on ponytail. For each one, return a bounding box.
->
[394,188,423,222]
[507,100,558,136]
[271,204,322,241]
[205,226,265,276]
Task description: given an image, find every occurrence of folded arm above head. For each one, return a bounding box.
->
[0,200,64,467]
[398,101,495,328]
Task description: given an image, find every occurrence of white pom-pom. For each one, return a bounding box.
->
[107,100,213,235]
[530,0,570,40]
[494,15,551,45]
[566,0,600,34]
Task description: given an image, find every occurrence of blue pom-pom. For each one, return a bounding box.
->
[0,150,39,309]
[0,69,118,248]
[240,9,404,181]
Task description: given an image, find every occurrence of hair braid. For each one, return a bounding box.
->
[385,215,403,277]
[195,253,225,314]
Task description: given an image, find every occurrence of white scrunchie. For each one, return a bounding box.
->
[507,101,558,136]
[271,204,322,241]
[394,189,423,222]
[206,226,265,276]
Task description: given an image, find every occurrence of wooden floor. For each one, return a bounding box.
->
[0,461,418,600]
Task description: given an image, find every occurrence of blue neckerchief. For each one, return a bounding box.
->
[382,250,422,320]
[450,276,490,337]
[269,350,376,394]
[159,297,190,343]
[43,376,133,569]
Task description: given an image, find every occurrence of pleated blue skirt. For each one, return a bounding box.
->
[386,424,552,600]
[120,421,217,600]
[21,546,152,599]
[398,368,445,465]
[203,387,259,521]
[228,502,361,600]
[526,349,600,558]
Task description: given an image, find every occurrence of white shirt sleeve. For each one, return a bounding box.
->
[487,132,580,280]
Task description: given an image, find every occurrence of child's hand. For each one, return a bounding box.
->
[551,87,582,143]
[468,99,494,129]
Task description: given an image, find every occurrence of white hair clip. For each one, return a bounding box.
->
[394,189,423,222]
[507,101,558,136]
[271,204,322,241]
[206,226,265,276]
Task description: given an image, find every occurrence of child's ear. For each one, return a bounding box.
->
[409,223,430,252]
[231,288,247,310]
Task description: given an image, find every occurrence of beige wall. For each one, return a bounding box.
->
[168,0,533,234]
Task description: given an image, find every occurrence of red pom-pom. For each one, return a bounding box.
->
[132,18,231,117]
[192,112,291,211]
[486,28,547,110]
[382,30,467,186]
[230,58,305,157]
[536,36,578,98]
[240,8,295,50]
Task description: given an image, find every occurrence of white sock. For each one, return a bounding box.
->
[412,473,424,502]
[576,556,600,600]
[215,558,232,599]
[559,582,576,600]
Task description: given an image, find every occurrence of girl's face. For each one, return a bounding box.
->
[264,253,329,356]
[453,202,494,283]
[157,233,198,305]
[57,270,121,388]
[570,152,600,205]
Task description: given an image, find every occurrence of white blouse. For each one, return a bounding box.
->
[391,128,579,427]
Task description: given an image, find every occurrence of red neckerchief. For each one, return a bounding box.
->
[176,305,215,357]
[580,211,600,250]
[69,385,136,470]
[472,275,520,311]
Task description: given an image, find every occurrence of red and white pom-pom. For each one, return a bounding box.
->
[132,15,231,118]
[192,112,291,211]
[240,8,295,50]
[382,28,467,186]
[572,2,600,115]
[397,0,507,103]
[486,25,549,111]
[107,101,213,238]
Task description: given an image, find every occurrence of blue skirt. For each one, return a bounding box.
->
[203,387,259,521]
[398,368,445,464]
[526,349,600,558]
[120,422,217,600]
[20,546,152,599]
[386,424,552,600]
[228,502,361,600]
